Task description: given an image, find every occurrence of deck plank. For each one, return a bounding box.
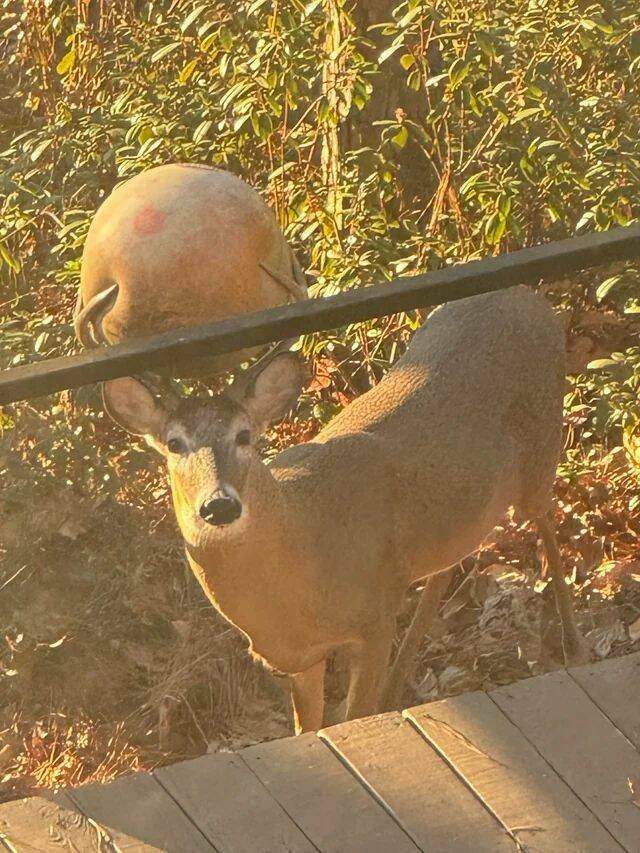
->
[69,772,213,851]
[491,670,640,851]
[321,712,515,852]
[241,731,417,853]
[570,652,640,749]
[0,792,115,852]
[406,691,622,852]
[156,750,315,853]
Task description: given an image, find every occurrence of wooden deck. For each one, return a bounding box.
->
[2,653,640,852]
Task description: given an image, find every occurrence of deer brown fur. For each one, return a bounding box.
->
[103,285,589,733]
[75,163,306,375]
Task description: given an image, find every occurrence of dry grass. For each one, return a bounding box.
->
[0,416,292,802]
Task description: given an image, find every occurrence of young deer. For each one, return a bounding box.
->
[103,286,589,733]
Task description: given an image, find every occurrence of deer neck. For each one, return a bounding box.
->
[175,458,316,655]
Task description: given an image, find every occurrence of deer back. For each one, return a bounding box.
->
[76,164,306,374]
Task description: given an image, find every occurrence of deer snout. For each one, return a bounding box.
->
[199,489,242,526]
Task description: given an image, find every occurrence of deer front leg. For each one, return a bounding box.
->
[344,627,395,723]
[290,658,326,734]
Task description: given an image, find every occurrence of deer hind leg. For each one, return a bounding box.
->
[536,512,590,666]
[344,625,395,723]
[380,569,453,712]
[290,658,326,734]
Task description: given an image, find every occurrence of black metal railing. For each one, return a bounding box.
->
[1,223,639,405]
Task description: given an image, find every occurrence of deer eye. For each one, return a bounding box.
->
[236,429,251,447]
[167,437,187,454]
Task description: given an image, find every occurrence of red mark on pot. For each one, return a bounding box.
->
[133,206,167,236]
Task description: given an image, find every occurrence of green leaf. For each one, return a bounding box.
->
[179,58,198,84]
[397,6,421,27]
[476,31,495,59]
[247,0,269,13]
[201,31,218,51]
[56,49,76,75]
[0,241,21,272]
[219,27,233,50]
[485,211,506,245]
[575,211,594,231]
[582,17,614,34]
[400,53,415,70]
[596,275,622,302]
[498,196,512,216]
[391,126,408,148]
[512,106,543,123]
[151,42,181,62]
[448,59,471,88]
[193,119,212,143]
[587,358,618,369]
[459,173,483,196]
[537,140,561,151]
[519,156,536,181]
[425,73,448,88]
[30,138,53,162]
[378,42,403,64]
[467,89,483,116]
[139,138,163,156]
[180,4,207,33]
[137,126,155,144]
[407,69,421,91]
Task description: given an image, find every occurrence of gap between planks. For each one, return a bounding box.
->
[320,712,515,852]
[404,690,624,852]
[568,652,640,751]
[489,668,640,851]
[154,749,319,853]
[239,731,417,853]
[67,771,215,851]
[400,708,522,849]
[316,725,423,850]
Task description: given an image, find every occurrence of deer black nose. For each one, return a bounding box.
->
[199,492,242,526]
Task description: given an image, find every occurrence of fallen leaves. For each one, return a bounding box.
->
[629,617,640,644]
[587,620,627,660]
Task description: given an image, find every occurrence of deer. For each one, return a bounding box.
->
[74,163,306,377]
[100,285,590,733]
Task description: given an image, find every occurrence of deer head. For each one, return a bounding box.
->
[102,352,307,529]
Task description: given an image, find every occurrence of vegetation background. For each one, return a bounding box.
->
[1,0,640,798]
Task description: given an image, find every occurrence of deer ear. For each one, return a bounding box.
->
[102,377,167,438]
[231,352,307,432]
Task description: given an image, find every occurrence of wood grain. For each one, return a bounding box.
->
[491,670,640,851]
[241,731,417,853]
[406,690,622,852]
[156,750,315,853]
[0,792,118,852]
[69,772,213,851]
[570,652,640,749]
[322,712,515,852]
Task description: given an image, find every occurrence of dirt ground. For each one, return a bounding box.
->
[2,428,640,804]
